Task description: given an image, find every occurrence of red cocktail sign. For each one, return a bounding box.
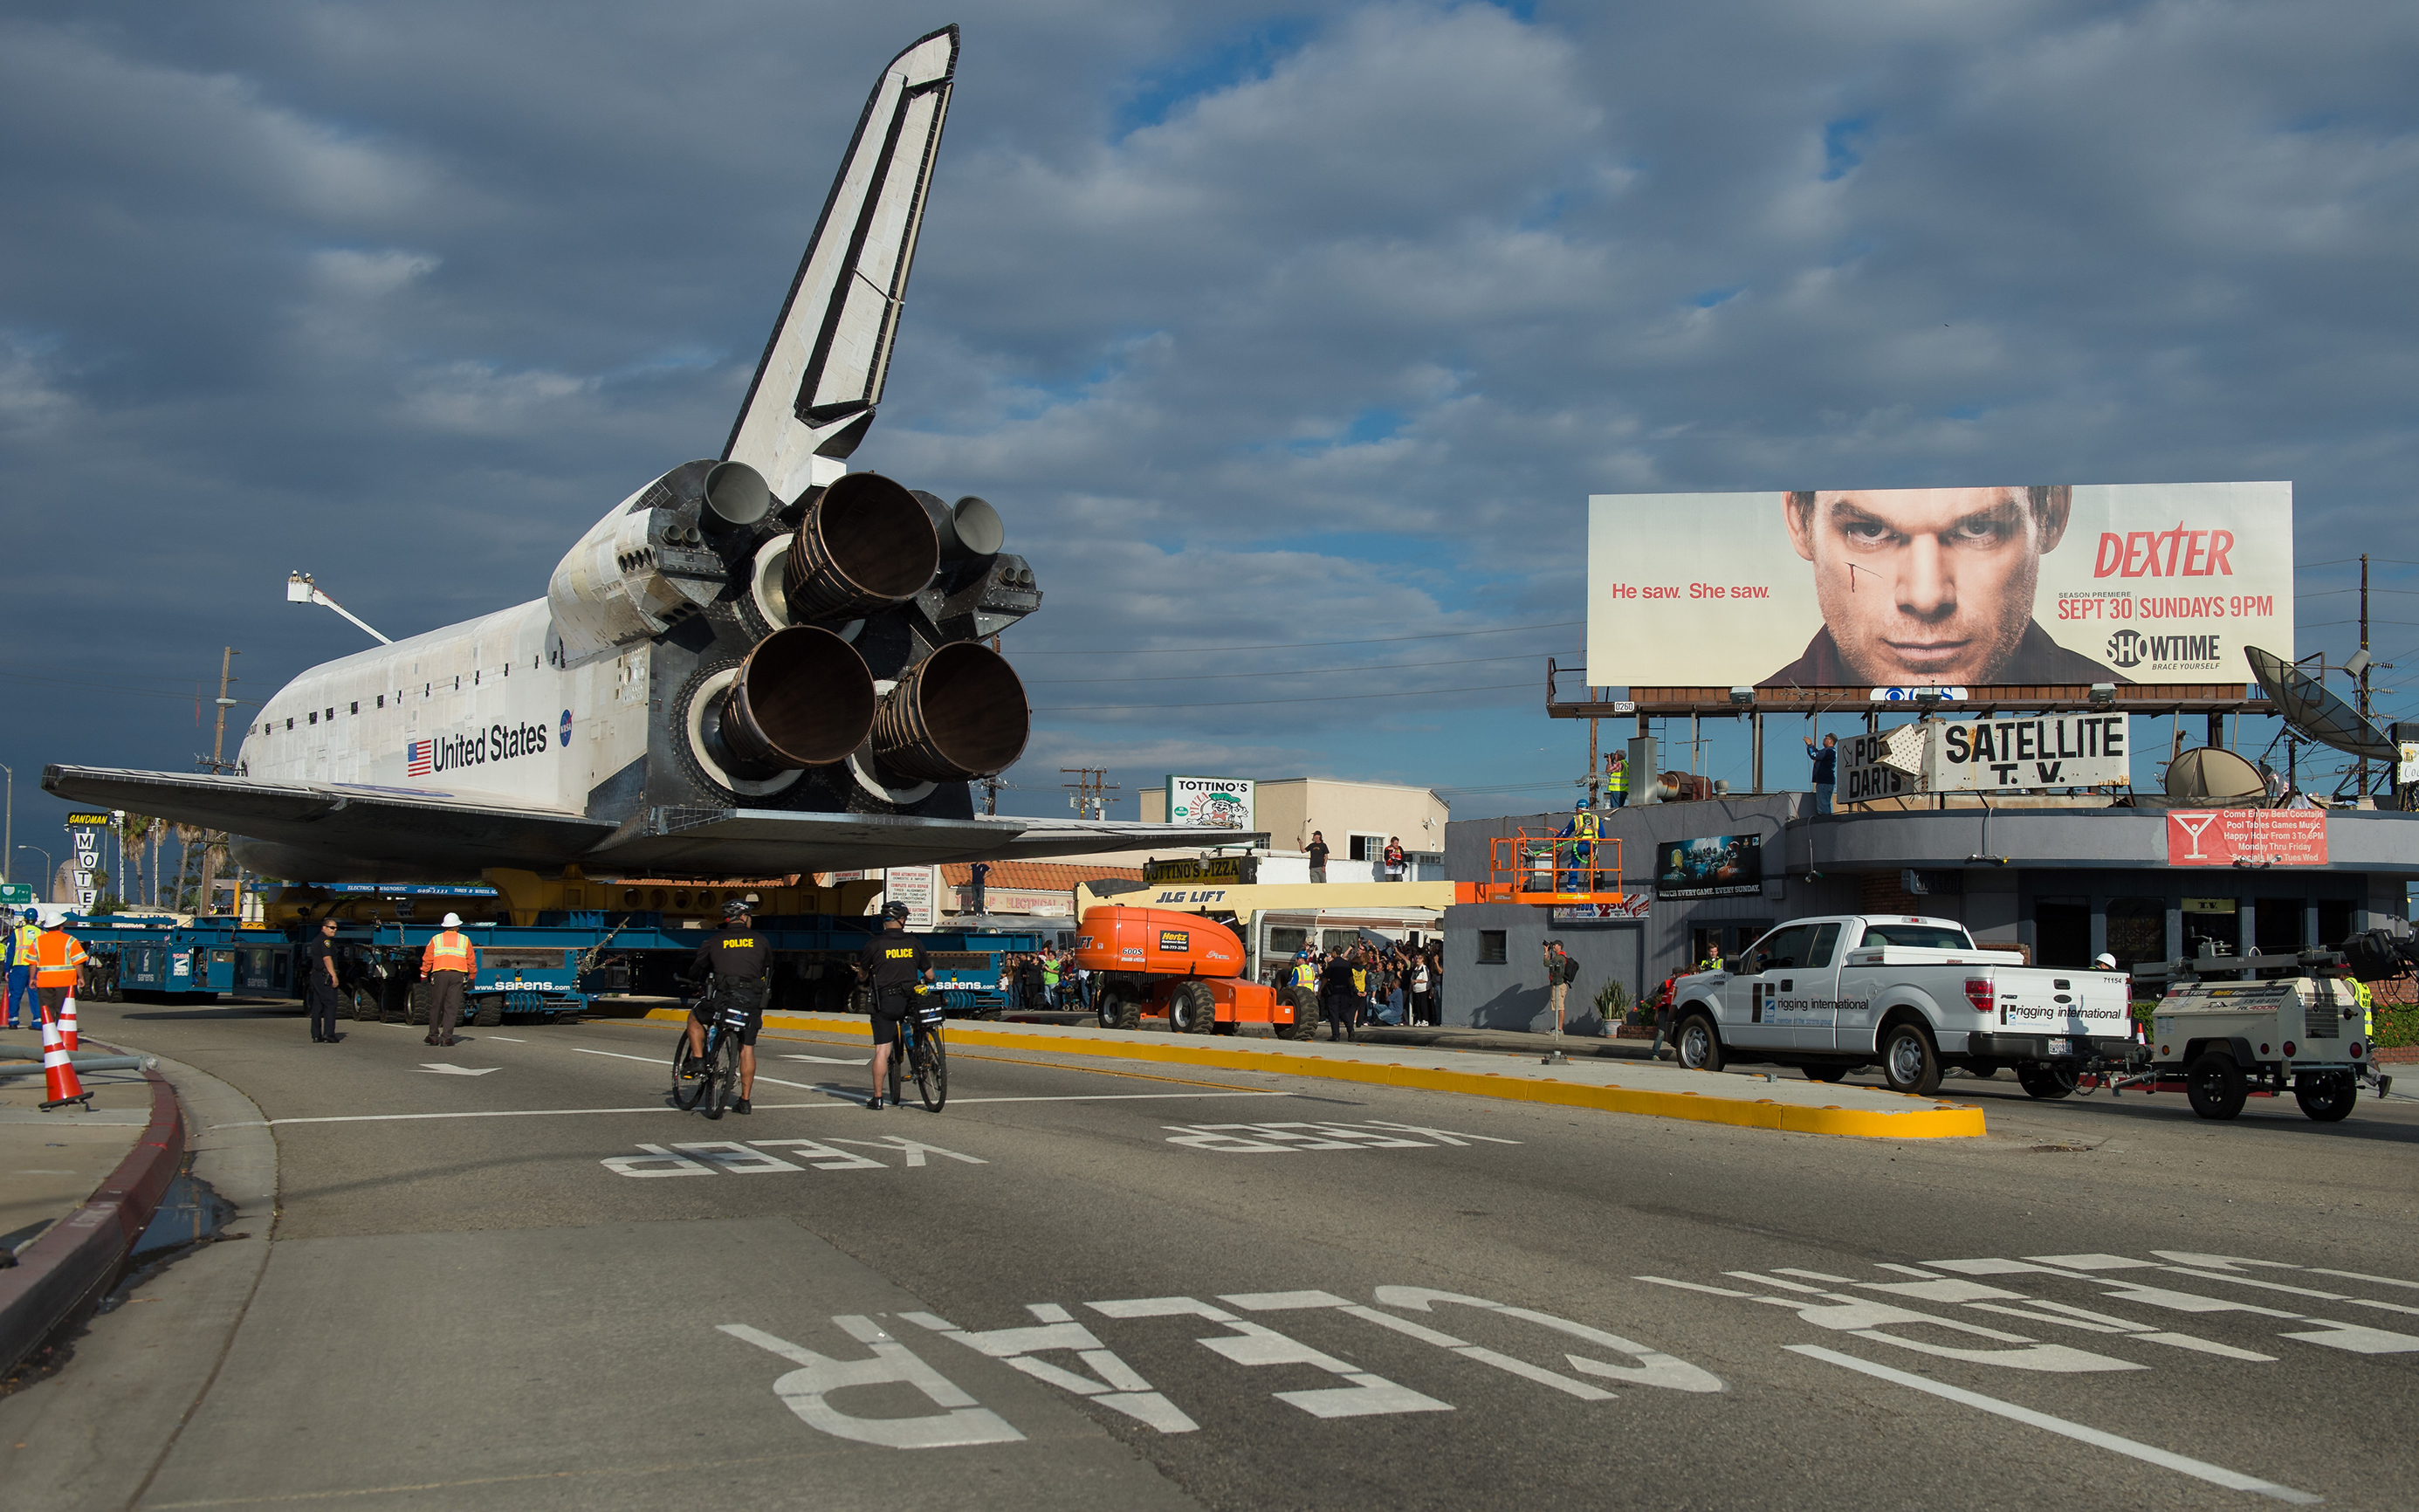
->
[2166,809,2328,867]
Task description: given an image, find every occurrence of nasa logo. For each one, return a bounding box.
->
[560,709,572,748]
[2105,629,2147,669]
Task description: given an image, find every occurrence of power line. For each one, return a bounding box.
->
[1024,652,1540,685]
[1010,619,1583,656]
[1036,679,1532,712]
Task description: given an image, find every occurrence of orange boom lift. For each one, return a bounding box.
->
[1069,905,1316,1040]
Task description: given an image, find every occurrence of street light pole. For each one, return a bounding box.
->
[17,846,51,902]
[0,763,11,887]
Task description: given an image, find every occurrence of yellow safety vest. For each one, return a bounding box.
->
[2353,978,2373,1039]
[1295,962,1316,989]
[423,931,476,973]
[12,923,36,968]
[1608,765,1627,794]
[1573,811,1598,840]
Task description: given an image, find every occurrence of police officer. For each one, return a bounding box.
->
[854,904,930,1110]
[300,915,344,1043]
[687,897,770,1115]
[420,911,477,1046]
[1317,951,1358,1042]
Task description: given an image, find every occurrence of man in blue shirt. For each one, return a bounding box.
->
[1806,732,1838,814]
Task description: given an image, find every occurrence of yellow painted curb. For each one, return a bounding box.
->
[642,1008,1986,1139]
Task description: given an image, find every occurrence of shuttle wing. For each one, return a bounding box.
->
[723,24,958,498]
[586,808,1224,876]
[44,765,614,876]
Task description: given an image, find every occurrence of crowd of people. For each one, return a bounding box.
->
[1281,938,1442,1041]
[998,945,1089,1013]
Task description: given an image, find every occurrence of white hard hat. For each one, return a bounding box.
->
[441,912,464,927]
[2093,952,2118,970]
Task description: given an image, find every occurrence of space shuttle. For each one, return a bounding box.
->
[45,27,1204,884]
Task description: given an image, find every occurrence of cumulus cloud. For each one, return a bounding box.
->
[5,0,2416,821]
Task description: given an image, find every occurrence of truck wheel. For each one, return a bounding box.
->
[1096,992,1122,1030]
[1880,1023,1942,1096]
[350,986,381,1022]
[2185,1051,2248,1120]
[472,994,505,1027]
[1172,981,1215,1034]
[1675,1013,1723,1073]
[1114,992,1141,1032]
[2016,1064,2079,1100]
[381,977,412,1023]
[1274,986,1313,1041]
[1803,1063,1848,1083]
[2293,1069,2356,1123]
[406,983,431,1027]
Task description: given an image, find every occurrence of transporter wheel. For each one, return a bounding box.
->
[1675,1013,1723,1073]
[1802,1063,1848,1083]
[472,994,505,1027]
[1880,1023,1943,1097]
[406,983,431,1027]
[2185,1051,2248,1120]
[2016,1064,2079,1100]
[349,985,381,1021]
[2293,1069,2357,1124]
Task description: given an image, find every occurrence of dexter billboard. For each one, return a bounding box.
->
[1586,482,2292,688]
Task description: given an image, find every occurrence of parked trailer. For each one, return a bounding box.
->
[1071,904,1315,1039]
[65,910,1045,1025]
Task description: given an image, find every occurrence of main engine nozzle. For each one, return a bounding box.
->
[784,471,939,622]
[704,626,877,776]
[872,641,1032,781]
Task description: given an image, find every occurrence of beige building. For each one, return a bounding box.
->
[1138,778,1448,883]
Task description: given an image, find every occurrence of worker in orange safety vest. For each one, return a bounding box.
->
[420,911,478,1047]
[32,918,89,1027]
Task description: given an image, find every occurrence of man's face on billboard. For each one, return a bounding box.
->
[1785,487,2065,684]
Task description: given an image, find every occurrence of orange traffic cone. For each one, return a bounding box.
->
[38,1013,91,1111]
[58,990,79,1053]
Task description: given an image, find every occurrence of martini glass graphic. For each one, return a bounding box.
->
[2172,811,2221,861]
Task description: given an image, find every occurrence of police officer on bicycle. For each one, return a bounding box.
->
[853,903,931,1110]
[686,897,770,1114]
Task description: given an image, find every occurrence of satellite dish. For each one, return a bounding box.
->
[2166,746,2266,803]
[2244,646,2396,761]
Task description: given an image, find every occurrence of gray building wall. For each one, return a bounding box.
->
[1441,801,2419,1031]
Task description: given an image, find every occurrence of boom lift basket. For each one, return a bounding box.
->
[1476,832,1626,906]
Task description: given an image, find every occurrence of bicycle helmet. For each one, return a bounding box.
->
[724,897,752,921]
[882,902,911,923]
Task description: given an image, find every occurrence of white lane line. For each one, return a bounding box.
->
[218,1089,1297,1127]
[484,1035,527,1041]
[2310,1268,2419,1291]
[572,1046,822,1091]
[1788,1345,2320,1504]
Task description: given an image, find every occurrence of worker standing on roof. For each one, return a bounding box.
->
[420,912,477,1047]
[31,915,88,1028]
[1606,751,1628,808]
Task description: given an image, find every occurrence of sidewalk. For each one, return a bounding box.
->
[643,1008,1986,1139]
[0,1037,187,1378]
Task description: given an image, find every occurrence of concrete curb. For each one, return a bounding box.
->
[645,1009,1987,1140]
[0,1062,187,1378]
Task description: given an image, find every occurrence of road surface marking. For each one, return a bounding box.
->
[417,1063,500,1076]
[1789,1344,2319,1504]
[749,1138,887,1171]
[227,1089,1295,1129]
[781,1053,869,1065]
[1666,1273,2147,1373]
[1161,1119,1521,1153]
[669,1140,804,1174]
[904,1304,1198,1433]
[1371,1288,1725,1393]
[1085,1296,1450,1419]
[574,1045,825,1091]
[1217,1290,1629,1402]
[483,1035,526,1041]
[721,1317,1023,1448]
[831,1136,985,1167]
[2277,1319,2419,1354]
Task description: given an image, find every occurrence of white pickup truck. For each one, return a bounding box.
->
[1667,914,2133,1097]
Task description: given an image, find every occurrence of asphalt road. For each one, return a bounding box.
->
[7,996,2416,1510]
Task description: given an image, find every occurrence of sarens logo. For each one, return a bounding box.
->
[406,720,553,775]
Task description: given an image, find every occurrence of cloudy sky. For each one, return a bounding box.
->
[5,0,2416,871]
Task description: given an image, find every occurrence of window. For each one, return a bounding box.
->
[2106,897,2168,971]
[349,701,358,715]
[325,708,333,720]
[1858,923,1973,951]
[376,695,385,709]
[2033,897,2091,970]
[1745,924,1809,972]
[308,711,317,725]
[1477,930,1507,965]
[2318,899,2357,949]
[1804,922,1842,968]
[2255,899,2306,956]
[285,718,293,731]
[1348,833,1387,863]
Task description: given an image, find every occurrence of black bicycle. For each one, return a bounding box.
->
[671,982,747,1120]
[886,989,948,1113]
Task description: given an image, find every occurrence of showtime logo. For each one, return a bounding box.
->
[2105,630,2222,669]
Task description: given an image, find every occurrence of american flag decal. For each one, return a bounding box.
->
[406,739,434,776]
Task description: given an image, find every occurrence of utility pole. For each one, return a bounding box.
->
[196,647,238,917]
[2358,553,2372,795]
[984,635,1004,815]
[1061,767,1117,821]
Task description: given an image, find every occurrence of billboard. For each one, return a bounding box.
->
[1840,715,2131,799]
[1166,775,1255,829]
[2167,810,2327,867]
[1587,483,2292,688]
[1655,835,1763,899]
